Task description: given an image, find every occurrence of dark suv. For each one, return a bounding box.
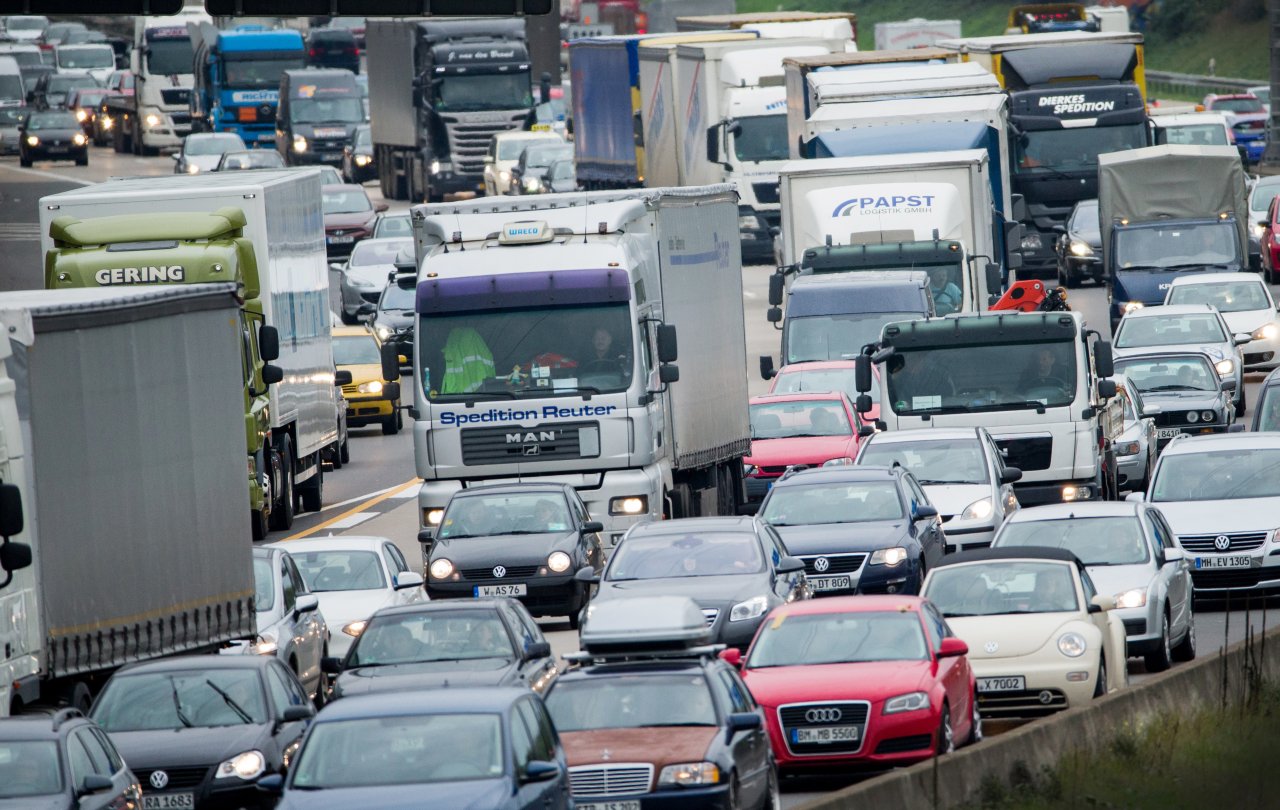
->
[0,708,139,808]
[305,28,359,74]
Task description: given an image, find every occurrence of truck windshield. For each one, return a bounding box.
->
[1114,221,1239,270]
[420,303,634,399]
[733,113,788,163]
[885,338,1078,414]
[290,97,363,124]
[223,55,305,89]
[146,37,194,76]
[435,72,532,112]
[785,311,918,364]
[1014,123,1146,174]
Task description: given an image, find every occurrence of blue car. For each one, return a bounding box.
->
[260,688,571,809]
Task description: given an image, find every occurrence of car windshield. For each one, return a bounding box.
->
[859,439,987,485]
[332,333,382,365]
[0,741,63,797]
[1114,313,1227,348]
[1114,355,1217,393]
[925,561,1079,616]
[223,55,305,88]
[438,493,570,539]
[607,532,763,580]
[290,714,503,788]
[522,143,571,169]
[1214,97,1264,113]
[772,367,856,399]
[58,47,112,69]
[6,17,46,31]
[550,160,574,181]
[379,283,415,311]
[26,111,77,129]
[997,517,1150,565]
[437,72,532,112]
[1158,123,1229,146]
[1114,221,1240,269]
[1152,448,1280,501]
[1069,200,1100,240]
[252,557,274,612]
[350,238,411,266]
[71,90,106,105]
[91,669,268,730]
[420,303,634,399]
[1014,123,1147,174]
[290,96,363,124]
[1251,180,1280,213]
[220,151,284,169]
[762,481,903,526]
[373,215,411,238]
[1168,280,1272,313]
[886,338,1078,414]
[355,126,371,146]
[498,136,551,160]
[2,50,41,67]
[748,611,929,667]
[785,311,918,363]
[0,107,29,125]
[750,398,851,439]
[1256,387,1280,432]
[145,36,193,75]
[49,75,97,93]
[348,610,514,665]
[733,113,788,162]
[546,674,717,731]
[185,134,242,155]
[291,550,386,591]
[323,188,372,214]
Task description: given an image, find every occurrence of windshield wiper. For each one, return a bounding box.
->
[169,679,193,728]
[205,679,253,724]
[431,391,518,403]
[966,401,1048,415]
[1146,384,1210,392]
[1162,263,1235,271]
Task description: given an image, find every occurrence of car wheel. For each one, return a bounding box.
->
[1235,387,1247,419]
[966,690,983,745]
[727,774,741,810]
[761,765,781,810]
[1093,655,1108,698]
[936,701,955,754]
[1063,262,1080,290]
[19,154,31,167]
[1172,615,1197,662]
[1144,610,1173,672]
[339,437,350,465]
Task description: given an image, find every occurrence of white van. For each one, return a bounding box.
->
[0,56,24,107]
[53,44,114,83]
[1151,112,1232,147]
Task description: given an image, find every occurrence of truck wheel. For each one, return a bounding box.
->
[251,507,269,541]
[75,154,87,167]
[268,439,295,531]
[63,682,92,714]
[300,467,323,513]
[131,120,142,155]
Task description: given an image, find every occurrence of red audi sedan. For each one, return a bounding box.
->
[724,596,979,774]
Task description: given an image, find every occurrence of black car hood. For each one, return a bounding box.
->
[333,658,518,697]
[28,127,80,141]
[374,310,414,330]
[774,521,907,555]
[278,779,513,810]
[597,574,765,608]
[107,724,270,770]
[432,531,577,565]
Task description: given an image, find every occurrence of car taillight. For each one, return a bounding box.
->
[347,47,358,55]
[309,48,319,57]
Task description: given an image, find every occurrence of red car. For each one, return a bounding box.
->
[766,359,880,421]
[1262,196,1280,284]
[744,391,867,503]
[322,183,386,259]
[724,596,979,774]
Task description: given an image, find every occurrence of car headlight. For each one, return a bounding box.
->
[609,496,647,516]
[101,115,113,129]
[744,463,758,476]
[523,177,542,192]
[1201,410,1216,423]
[75,108,87,121]
[822,457,854,467]
[882,691,930,714]
[1113,588,1146,609]
[425,508,444,526]
[1187,410,1200,423]
[961,497,993,521]
[498,169,511,183]
[429,558,454,579]
[1115,440,1141,456]
[351,276,378,289]
[547,551,572,573]
[1122,301,1144,314]
[355,154,371,166]
[429,159,441,174]
[1057,632,1087,658]
[293,134,308,153]
[25,135,37,146]
[248,633,277,656]
[1253,323,1279,341]
[215,750,266,780]
[729,595,769,622]
[1068,239,1093,257]
[658,761,720,786]
[342,620,368,637]
[356,380,383,394]
[870,547,908,566]
[186,163,200,174]
[1215,359,1234,376]
[374,324,393,341]
[1255,222,1267,239]
[72,132,86,146]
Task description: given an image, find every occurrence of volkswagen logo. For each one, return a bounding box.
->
[813,557,830,573]
[984,641,999,654]
[149,771,169,790]
[493,566,506,579]
[804,707,842,724]
[1214,535,1231,551]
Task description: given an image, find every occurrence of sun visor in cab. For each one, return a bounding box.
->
[417,268,631,314]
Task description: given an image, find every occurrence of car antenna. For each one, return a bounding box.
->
[455,213,465,251]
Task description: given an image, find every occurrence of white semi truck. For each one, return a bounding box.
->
[0,286,255,715]
[39,171,338,532]
[409,186,751,555]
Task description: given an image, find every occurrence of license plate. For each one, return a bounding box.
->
[1195,555,1251,569]
[46,146,69,153]
[809,575,852,592]
[1156,428,1183,439]
[978,676,1025,693]
[793,725,860,744]
[474,583,527,597]
[327,234,354,244]
[577,802,641,810]
[142,794,194,809]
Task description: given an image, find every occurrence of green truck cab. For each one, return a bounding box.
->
[44,207,284,539]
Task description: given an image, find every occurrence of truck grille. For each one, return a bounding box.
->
[800,553,865,575]
[778,701,869,755]
[441,112,528,177]
[568,764,653,797]
[977,688,1068,718]
[461,564,539,580]
[994,436,1052,472]
[160,88,190,106]
[134,767,208,790]
[170,112,191,126]
[752,181,779,204]
[1179,532,1268,553]
[460,421,597,466]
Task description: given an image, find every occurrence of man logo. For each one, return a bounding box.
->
[1214,535,1231,551]
[493,565,507,579]
[813,557,830,573]
[149,771,169,790]
[984,641,999,654]
[805,707,843,724]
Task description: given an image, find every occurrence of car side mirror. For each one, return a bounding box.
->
[334,370,353,386]
[524,640,552,660]
[281,705,313,723]
[522,760,562,784]
[1000,466,1022,484]
[79,774,114,796]
[776,555,805,574]
[1162,547,1185,565]
[258,324,280,362]
[1234,333,1251,346]
[718,648,743,668]
[914,504,939,520]
[759,355,776,380]
[394,571,424,590]
[1221,378,1237,392]
[357,303,377,319]
[574,567,600,584]
[726,712,762,742]
[376,202,389,213]
[321,656,344,674]
[256,774,285,795]
[857,424,875,438]
[381,343,401,382]
[170,152,181,161]
[296,594,319,614]
[581,520,604,533]
[1126,491,1145,503]
[330,262,346,272]
[1089,594,1114,613]
[937,637,968,658]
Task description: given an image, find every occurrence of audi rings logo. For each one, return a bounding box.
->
[813,557,830,573]
[805,707,843,724]
[1214,535,1231,551]
[149,771,169,790]
[493,565,507,578]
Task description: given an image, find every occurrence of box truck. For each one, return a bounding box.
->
[874,19,962,50]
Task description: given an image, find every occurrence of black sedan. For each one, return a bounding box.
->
[757,465,947,597]
[323,598,558,699]
[88,655,315,810]
[1114,352,1236,448]
[19,109,87,166]
[1054,198,1103,288]
[342,123,375,184]
[579,516,809,649]
[426,483,605,626]
[368,264,417,369]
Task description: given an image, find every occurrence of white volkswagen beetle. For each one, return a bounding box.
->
[921,547,1128,718]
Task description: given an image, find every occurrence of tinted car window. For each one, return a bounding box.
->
[546,674,717,731]
[0,741,63,797]
[66,735,97,788]
[516,698,554,762]
[73,727,113,776]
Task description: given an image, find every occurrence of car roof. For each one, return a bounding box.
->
[750,391,849,404]
[776,360,857,372]
[1162,433,1280,455]
[0,709,90,740]
[451,482,569,497]
[116,654,274,676]
[935,545,1084,569]
[372,598,509,619]
[771,595,924,618]
[628,516,758,536]
[863,427,982,444]
[1004,501,1139,522]
[775,465,903,485]
[264,535,392,554]
[561,658,709,680]
[1167,272,1266,287]
[1122,303,1219,318]
[315,687,529,722]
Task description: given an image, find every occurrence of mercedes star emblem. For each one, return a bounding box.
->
[149,771,169,790]
[601,749,612,761]
[493,565,507,578]
[984,641,999,654]
[813,557,830,573]
[1038,691,1055,705]
[804,707,843,724]
[1214,535,1231,551]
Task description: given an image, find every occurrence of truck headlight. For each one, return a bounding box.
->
[498,169,511,184]
[101,115,113,129]
[1122,301,1144,314]
[1255,222,1267,239]
[145,113,161,128]
[739,214,760,230]
[75,108,87,122]
[356,380,383,394]
[609,496,647,515]
[293,134,308,153]
[658,762,720,786]
[25,135,37,146]
[1113,588,1146,609]
[1253,323,1279,341]
[429,558,454,579]
[882,691,930,714]
[355,154,371,166]
[1057,632,1087,658]
[215,750,266,780]
[425,508,443,526]
[1215,359,1234,376]
[547,551,572,573]
[960,497,993,521]
[1021,233,1042,250]
[429,159,441,174]
[1062,484,1093,501]
[72,132,86,146]
[870,547,908,566]
[1068,239,1093,257]
[729,595,769,622]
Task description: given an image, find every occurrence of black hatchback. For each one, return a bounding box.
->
[18,108,87,166]
[0,708,138,810]
[306,28,359,74]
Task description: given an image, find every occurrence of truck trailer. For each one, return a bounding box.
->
[874,19,962,50]
[0,285,255,716]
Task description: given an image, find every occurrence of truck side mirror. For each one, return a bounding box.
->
[767,272,784,306]
[706,124,719,164]
[1094,341,1114,378]
[854,354,872,394]
[381,343,401,382]
[659,364,680,384]
[1011,194,1028,222]
[261,364,284,386]
[334,370,353,386]
[384,381,402,401]
[759,355,776,380]
[258,324,280,362]
[855,394,873,414]
[766,306,782,324]
[1097,379,1116,399]
[0,540,32,587]
[984,262,1002,296]
[0,483,23,539]
[656,324,678,364]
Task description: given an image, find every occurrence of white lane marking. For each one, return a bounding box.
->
[313,483,408,514]
[387,486,420,499]
[743,290,758,299]
[1,164,94,185]
[323,511,378,529]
